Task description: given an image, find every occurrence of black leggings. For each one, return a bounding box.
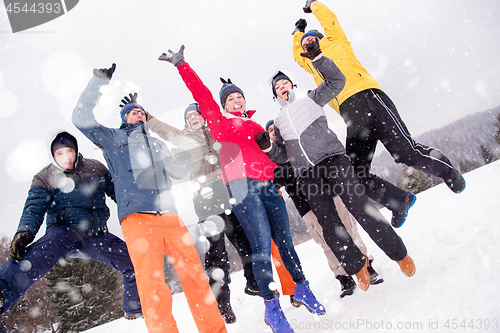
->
[299,154,408,275]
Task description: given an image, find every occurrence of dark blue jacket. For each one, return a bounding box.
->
[17,154,115,235]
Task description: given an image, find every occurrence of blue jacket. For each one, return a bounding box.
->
[17,154,114,235]
[72,76,190,222]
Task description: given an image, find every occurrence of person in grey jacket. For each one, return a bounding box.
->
[256,40,416,292]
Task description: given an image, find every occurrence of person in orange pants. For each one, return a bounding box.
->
[72,63,227,333]
[122,212,224,333]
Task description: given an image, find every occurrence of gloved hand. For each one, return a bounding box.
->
[158,45,185,67]
[255,131,272,151]
[93,63,116,81]
[119,92,138,108]
[303,0,317,13]
[293,18,307,34]
[9,229,34,260]
[300,38,323,60]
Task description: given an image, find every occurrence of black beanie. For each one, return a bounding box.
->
[51,132,78,156]
[271,71,293,97]
[219,78,245,110]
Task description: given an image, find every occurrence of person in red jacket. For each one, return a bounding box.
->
[158,45,323,333]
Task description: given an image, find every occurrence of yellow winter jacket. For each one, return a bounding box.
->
[293,1,381,114]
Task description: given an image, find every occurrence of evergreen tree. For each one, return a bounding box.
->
[45,258,123,333]
[0,236,58,333]
[493,112,500,144]
[396,166,431,194]
[480,144,495,165]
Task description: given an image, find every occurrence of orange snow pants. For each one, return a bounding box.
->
[271,239,295,296]
[121,212,226,333]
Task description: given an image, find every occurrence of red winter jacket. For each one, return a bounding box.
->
[177,62,276,183]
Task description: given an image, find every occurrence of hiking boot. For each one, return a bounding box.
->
[367,259,384,285]
[124,311,143,320]
[391,191,416,228]
[244,281,262,297]
[354,257,371,291]
[443,168,466,194]
[219,303,237,324]
[336,275,356,298]
[397,254,416,277]
[289,295,302,308]
[264,298,294,333]
[293,281,326,315]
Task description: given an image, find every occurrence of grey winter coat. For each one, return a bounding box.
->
[267,55,347,178]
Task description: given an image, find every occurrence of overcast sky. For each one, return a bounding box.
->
[0,0,499,238]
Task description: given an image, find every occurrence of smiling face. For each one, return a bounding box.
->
[301,35,320,50]
[224,92,246,115]
[185,111,205,130]
[274,79,293,101]
[126,108,147,124]
[54,147,76,170]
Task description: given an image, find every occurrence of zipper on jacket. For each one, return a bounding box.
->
[142,126,162,212]
[285,101,316,167]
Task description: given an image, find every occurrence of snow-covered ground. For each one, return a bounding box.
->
[85,160,500,333]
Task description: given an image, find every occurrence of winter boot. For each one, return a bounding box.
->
[293,281,326,315]
[124,311,143,320]
[219,302,237,324]
[444,168,466,194]
[397,254,416,277]
[336,275,356,298]
[244,279,262,297]
[391,191,416,228]
[367,259,384,285]
[264,298,294,333]
[289,295,302,308]
[354,257,371,291]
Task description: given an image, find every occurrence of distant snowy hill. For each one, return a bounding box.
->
[84,160,500,333]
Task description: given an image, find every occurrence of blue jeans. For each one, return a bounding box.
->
[226,178,305,299]
[0,226,141,314]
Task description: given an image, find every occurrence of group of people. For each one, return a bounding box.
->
[0,1,465,333]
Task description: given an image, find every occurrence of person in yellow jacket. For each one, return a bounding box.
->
[292,0,466,229]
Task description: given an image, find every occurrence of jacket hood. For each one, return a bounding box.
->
[49,130,80,172]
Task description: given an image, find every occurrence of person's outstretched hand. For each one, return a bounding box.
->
[119,92,138,108]
[303,0,317,13]
[293,18,307,34]
[158,45,185,67]
[300,38,322,60]
[93,63,116,81]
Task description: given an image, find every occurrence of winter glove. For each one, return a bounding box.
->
[9,229,34,260]
[93,63,116,81]
[255,131,272,152]
[303,0,317,13]
[119,92,138,108]
[300,38,323,60]
[158,45,185,67]
[293,18,307,34]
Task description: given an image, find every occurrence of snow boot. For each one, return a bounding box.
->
[444,168,466,194]
[244,279,262,297]
[391,191,416,228]
[397,254,416,277]
[367,259,384,285]
[289,295,302,308]
[124,311,143,320]
[354,257,371,291]
[293,281,326,315]
[264,298,294,333]
[336,275,356,298]
[219,302,237,324]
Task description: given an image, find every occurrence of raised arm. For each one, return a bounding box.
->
[72,64,117,147]
[158,46,225,135]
